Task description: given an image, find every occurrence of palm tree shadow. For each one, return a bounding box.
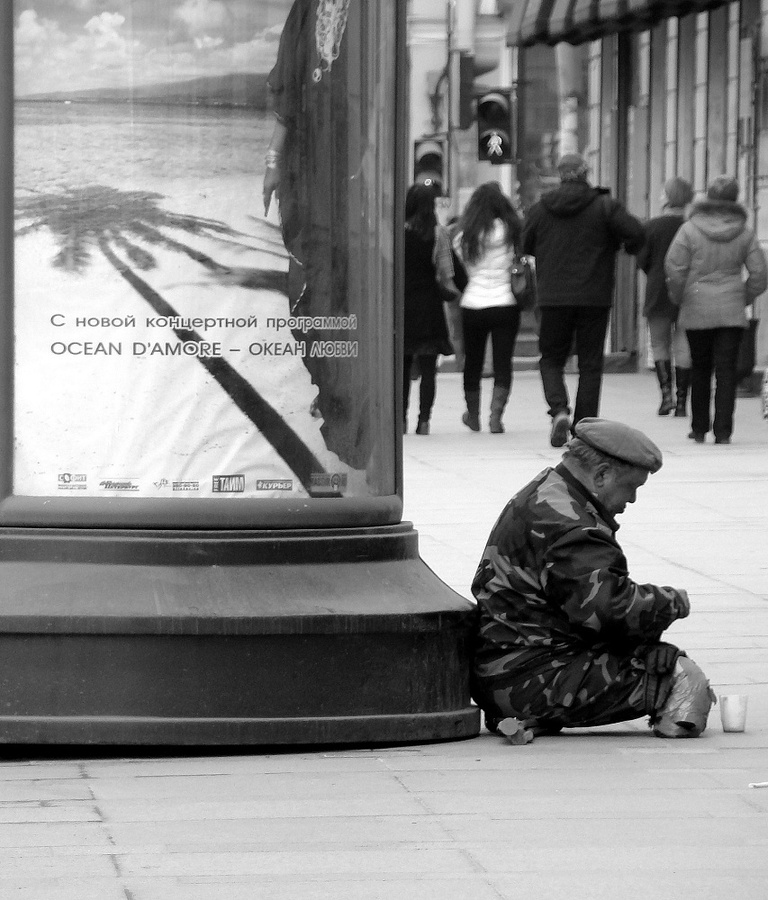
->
[15,184,327,492]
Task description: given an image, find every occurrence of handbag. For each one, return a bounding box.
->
[510,254,537,311]
[433,226,462,303]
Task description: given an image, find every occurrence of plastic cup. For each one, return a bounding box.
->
[719,694,748,732]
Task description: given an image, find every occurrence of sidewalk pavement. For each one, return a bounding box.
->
[2,370,767,900]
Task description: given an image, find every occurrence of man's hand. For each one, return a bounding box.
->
[671,589,690,619]
[639,641,684,675]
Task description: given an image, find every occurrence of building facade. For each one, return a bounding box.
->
[408,0,768,371]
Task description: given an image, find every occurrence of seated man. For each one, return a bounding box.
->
[471,417,714,739]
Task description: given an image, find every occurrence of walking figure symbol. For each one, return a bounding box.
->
[488,132,503,157]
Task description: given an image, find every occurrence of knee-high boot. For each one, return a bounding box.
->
[489,386,510,433]
[674,367,690,417]
[462,390,481,432]
[655,360,675,415]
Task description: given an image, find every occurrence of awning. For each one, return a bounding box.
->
[507,0,730,47]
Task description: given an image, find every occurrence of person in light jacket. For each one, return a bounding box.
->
[454,182,522,434]
[665,176,767,444]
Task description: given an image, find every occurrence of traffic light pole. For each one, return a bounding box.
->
[445,0,456,206]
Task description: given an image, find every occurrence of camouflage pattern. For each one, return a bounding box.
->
[471,463,688,728]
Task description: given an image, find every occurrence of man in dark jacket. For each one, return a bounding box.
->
[521,155,645,447]
[471,418,714,741]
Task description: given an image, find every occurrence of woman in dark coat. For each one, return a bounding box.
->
[403,184,458,434]
[637,177,694,416]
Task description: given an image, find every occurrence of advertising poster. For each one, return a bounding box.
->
[13,0,396,504]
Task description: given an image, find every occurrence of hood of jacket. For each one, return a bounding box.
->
[688,198,748,242]
[540,181,604,217]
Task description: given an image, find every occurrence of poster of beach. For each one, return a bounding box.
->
[13,0,396,503]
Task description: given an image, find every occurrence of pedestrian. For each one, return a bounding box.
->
[403,183,459,435]
[665,175,767,444]
[637,177,694,417]
[521,154,645,447]
[454,182,522,434]
[471,417,715,740]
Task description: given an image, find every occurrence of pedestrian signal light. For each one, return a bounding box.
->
[413,138,445,196]
[477,91,514,165]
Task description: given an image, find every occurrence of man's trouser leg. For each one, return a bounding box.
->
[573,306,611,424]
[538,307,576,418]
[472,647,648,732]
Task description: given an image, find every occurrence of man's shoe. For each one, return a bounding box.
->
[484,714,501,735]
[688,431,706,443]
[415,420,430,435]
[549,412,571,448]
[714,436,731,444]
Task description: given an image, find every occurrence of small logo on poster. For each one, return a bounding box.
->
[256,479,293,491]
[99,479,139,491]
[212,474,245,493]
[172,481,200,492]
[154,478,170,489]
[58,473,87,490]
[309,472,347,496]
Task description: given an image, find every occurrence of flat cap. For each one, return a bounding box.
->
[573,418,663,473]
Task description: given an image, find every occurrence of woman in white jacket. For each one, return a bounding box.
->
[454,183,522,433]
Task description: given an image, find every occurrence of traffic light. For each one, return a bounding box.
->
[413,138,445,196]
[477,90,514,165]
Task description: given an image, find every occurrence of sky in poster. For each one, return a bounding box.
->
[15,0,293,95]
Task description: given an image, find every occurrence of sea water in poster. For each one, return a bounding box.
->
[13,0,395,501]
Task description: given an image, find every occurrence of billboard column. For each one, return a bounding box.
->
[1,0,479,745]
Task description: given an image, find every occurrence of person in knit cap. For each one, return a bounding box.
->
[471,418,714,741]
[637,177,695,417]
[665,176,767,444]
[521,155,645,448]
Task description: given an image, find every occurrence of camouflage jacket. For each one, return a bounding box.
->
[472,464,687,685]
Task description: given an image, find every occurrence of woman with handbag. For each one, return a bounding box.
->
[403,183,459,435]
[454,182,522,433]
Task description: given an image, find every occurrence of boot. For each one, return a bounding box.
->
[655,360,675,415]
[488,386,510,433]
[674,367,690,417]
[462,390,481,432]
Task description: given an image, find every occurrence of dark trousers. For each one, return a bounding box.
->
[538,306,611,424]
[471,648,648,730]
[461,305,521,394]
[403,353,438,423]
[686,327,743,439]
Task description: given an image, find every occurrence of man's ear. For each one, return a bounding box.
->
[592,463,612,487]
